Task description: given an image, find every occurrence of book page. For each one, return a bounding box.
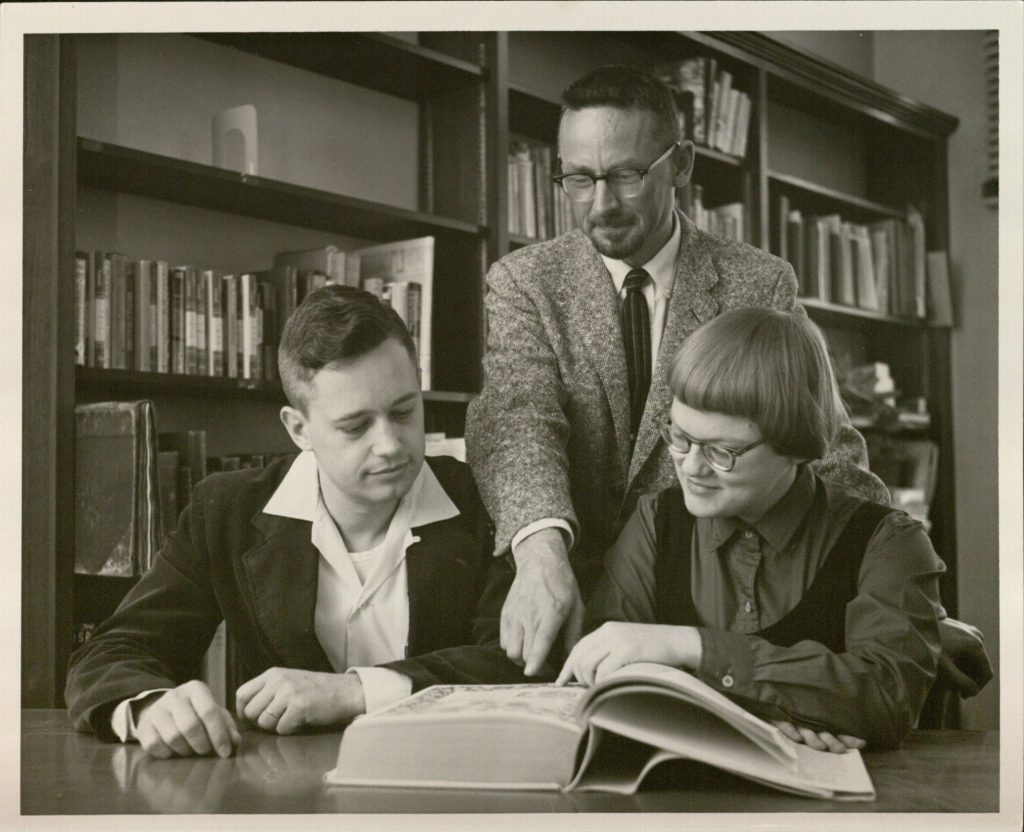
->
[371,683,587,730]
[582,684,874,800]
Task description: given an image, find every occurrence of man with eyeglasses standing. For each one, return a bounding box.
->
[465,65,990,701]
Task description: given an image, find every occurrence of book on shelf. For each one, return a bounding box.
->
[424,432,466,462]
[159,429,208,492]
[906,208,927,319]
[274,244,352,287]
[108,252,128,370]
[326,662,874,801]
[866,434,939,529]
[775,198,930,318]
[829,222,856,306]
[74,400,162,578]
[786,210,807,296]
[849,224,879,311]
[925,250,954,327]
[74,252,88,366]
[222,274,238,379]
[656,58,751,158]
[346,237,434,390]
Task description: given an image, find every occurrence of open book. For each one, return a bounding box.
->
[325,662,875,801]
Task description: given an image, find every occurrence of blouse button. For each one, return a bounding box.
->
[721,674,735,688]
[744,600,753,614]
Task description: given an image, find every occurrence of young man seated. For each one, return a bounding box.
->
[66,286,525,758]
[558,307,947,751]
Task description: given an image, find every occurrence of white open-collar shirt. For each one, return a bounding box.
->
[113,451,458,740]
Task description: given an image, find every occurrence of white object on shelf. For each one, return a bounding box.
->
[212,104,258,175]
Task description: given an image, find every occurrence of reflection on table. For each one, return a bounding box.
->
[21,710,999,815]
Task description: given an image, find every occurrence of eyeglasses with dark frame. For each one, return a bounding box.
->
[656,415,766,473]
[552,143,678,203]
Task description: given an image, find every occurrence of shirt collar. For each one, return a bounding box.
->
[701,465,816,555]
[262,450,460,528]
[601,213,680,299]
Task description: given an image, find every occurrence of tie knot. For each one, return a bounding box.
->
[624,269,649,292]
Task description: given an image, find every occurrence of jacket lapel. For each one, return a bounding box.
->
[404,516,478,656]
[244,512,333,673]
[558,233,633,473]
[628,213,720,484]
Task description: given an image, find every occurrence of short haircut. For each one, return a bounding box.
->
[667,307,845,461]
[561,65,681,147]
[278,284,418,413]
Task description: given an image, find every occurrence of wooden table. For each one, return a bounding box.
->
[21,710,998,814]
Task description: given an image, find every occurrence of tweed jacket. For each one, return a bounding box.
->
[466,211,888,578]
[65,454,526,740]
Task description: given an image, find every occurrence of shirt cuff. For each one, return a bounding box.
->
[110,689,170,742]
[695,628,758,696]
[511,519,575,559]
[349,667,413,714]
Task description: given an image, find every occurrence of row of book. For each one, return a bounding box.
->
[74,237,436,389]
[656,57,752,159]
[507,139,575,241]
[777,199,935,318]
[676,184,746,243]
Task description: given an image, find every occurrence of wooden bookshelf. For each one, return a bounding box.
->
[23,31,960,708]
[78,139,483,241]
[768,172,905,219]
[75,367,477,404]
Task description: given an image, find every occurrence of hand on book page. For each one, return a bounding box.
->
[772,720,865,754]
[555,622,702,687]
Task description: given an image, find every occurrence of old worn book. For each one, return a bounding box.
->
[326,662,875,801]
[75,400,161,577]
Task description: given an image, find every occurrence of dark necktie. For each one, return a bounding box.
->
[622,268,652,441]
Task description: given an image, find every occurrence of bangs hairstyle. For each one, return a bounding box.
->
[667,308,845,461]
[278,284,417,413]
[561,65,681,147]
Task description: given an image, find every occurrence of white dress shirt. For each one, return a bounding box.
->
[112,451,460,740]
[511,216,682,557]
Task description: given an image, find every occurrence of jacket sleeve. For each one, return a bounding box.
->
[379,555,543,690]
[64,485,224,740]
[465,258,577,556]
[695,514,945,748]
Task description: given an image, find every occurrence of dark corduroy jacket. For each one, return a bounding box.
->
[66,454,528,740]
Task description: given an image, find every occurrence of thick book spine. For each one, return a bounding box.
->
[195,268,208,376]
[155,261,169,372]
[108,252,127,369]
[203,270,223,376]
[74,252,88,366]
[94,254,111,369]
[132,260,152,372]
[185,266,199,375]
[170,267,186,374]
[222,274,238,379]
[148,263,159,370]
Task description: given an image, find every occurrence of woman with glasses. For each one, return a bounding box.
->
[557,307,946,752]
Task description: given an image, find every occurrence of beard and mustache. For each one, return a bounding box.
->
[582,206,646,260]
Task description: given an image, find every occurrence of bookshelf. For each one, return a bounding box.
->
[23,31,959,708]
